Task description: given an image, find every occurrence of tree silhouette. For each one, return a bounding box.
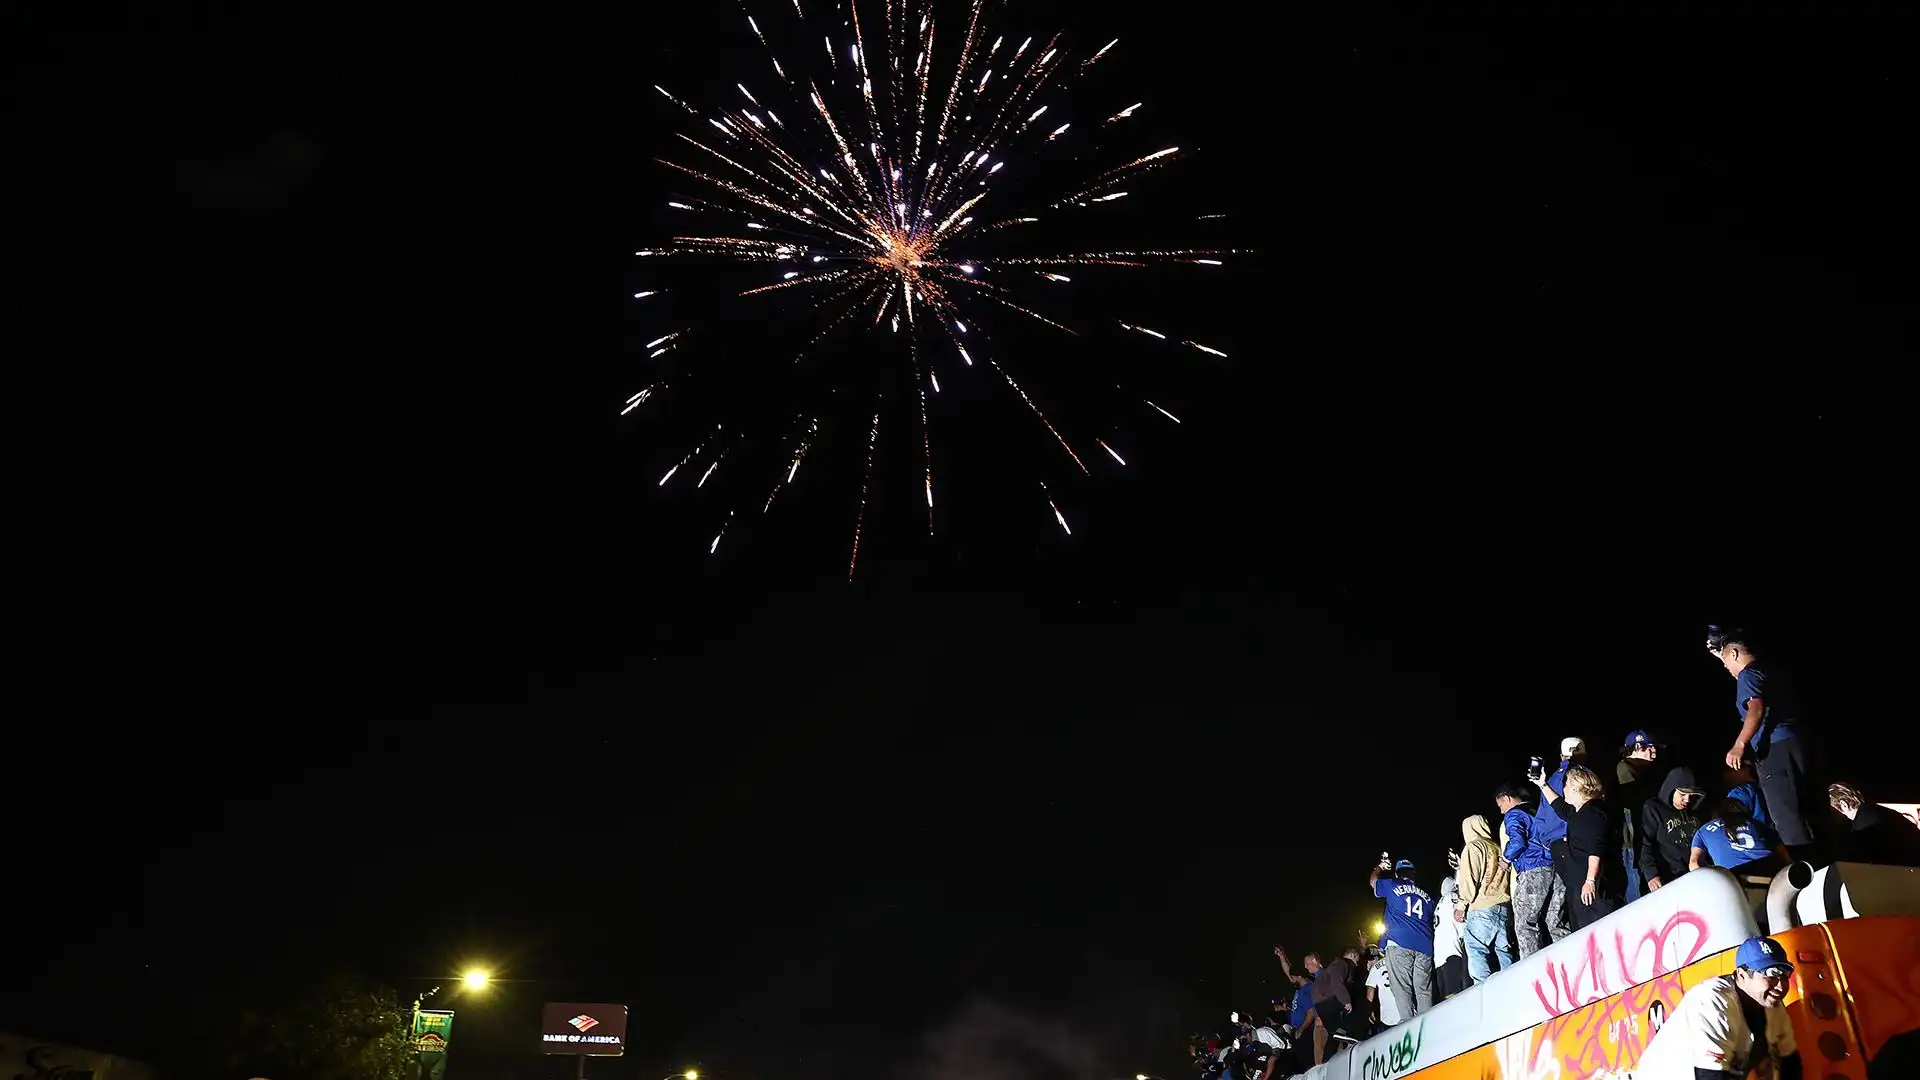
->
[226,975,413,1080]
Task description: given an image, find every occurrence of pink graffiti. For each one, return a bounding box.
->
[1532,910,1708,1016]
[1522,972,1685,1079]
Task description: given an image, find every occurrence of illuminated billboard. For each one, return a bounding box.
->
[539,1003,628,1056]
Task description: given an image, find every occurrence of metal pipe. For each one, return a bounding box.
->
[1766,861,1815,932]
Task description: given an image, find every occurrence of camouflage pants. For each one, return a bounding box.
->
[1512,866,1569,960]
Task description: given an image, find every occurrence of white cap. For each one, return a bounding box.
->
[1561,736,1587,757]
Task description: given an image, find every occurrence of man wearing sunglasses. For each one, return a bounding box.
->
[1632,935,1802,1080]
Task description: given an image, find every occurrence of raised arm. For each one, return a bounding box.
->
[1273,947,1296,982]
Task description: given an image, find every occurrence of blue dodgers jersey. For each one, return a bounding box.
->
[1727,781,1770,826]
[1373,878,1435,953]
[1289,984,1313,1029]
[1693,818,1779,869]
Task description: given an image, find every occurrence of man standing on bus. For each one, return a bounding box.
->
[1367,856,1435,1020]
[1494,781,1564,958]
[1271,948,1321,1071]
[1707,626,1816,853]
[1456,814,1515,984]
[1527,739,1586,939]
[1631,935,1802,1080]
[1301,948,1363,1064]
[1615,729,1668,901]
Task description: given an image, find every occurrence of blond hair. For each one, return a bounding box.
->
[1564,764,1606,802]
[1828,782,1864,814]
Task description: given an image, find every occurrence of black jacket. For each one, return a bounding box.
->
[1309,957,1356,1007]
[1613,756,1668,849]
[1638,766,1705,885]
[1557,798,1619,893]
[1840,805,1920,867]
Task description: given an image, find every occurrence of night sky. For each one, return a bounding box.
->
[11,3,1913,1080]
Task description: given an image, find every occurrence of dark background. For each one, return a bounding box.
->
[9,2,1912,1080]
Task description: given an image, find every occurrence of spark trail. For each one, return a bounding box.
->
[627,0,1237,568]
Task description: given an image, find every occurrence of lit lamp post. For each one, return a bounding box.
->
[411,968,494,1011]
[409,967,492,1080]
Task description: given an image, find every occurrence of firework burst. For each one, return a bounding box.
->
[627,0,1235,576]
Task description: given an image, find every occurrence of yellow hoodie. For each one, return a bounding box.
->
[1458,814,1512,910]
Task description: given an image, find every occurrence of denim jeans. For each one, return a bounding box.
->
[1463,905,1516,983]
[1621,845,1643,902]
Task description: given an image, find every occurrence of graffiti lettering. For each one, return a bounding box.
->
[1534,932,1611,1014]
[1494,1028,1560,1080]
[1606,1013,1640,1045]
[1359,1019,1423,1080]
[1615,910,1708,987]
[1559,974,1682,1079]
[1501,973,1685,1080]
[1532,909,1708,1017]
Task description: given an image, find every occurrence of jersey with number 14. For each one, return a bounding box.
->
[1373,878,1435,954]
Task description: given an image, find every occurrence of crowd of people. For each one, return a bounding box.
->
[1185,626,1920,1080]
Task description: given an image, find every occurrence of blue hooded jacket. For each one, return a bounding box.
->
[1502,805,1552,872]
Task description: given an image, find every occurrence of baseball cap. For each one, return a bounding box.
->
[1561,737,1587,757]
[1623,729,1662,750]
[1734,935,1794,976]
[1393,858,1415,870]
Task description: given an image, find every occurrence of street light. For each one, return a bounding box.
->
[1370,920,1385,938]
[462,969,491,991]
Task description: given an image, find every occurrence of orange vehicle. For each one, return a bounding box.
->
[1293,858,1920,1080]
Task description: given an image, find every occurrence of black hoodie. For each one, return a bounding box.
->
[1638,766,1705,885]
